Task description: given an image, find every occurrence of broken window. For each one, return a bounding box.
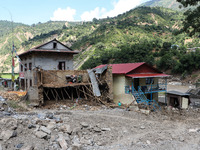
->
[21,64,23,72]
[58,62,65,70]
[25,64,27,71]
[53,42,57,49]
[29,63,32,70]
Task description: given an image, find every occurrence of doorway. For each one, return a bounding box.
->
[134,78,139,90]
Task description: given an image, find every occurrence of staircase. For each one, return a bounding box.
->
[130,86,161,111]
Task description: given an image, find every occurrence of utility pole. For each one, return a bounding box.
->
[11,44,15,90]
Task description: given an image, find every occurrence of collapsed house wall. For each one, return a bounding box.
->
[41,70,89,86]
[27,66,114,105]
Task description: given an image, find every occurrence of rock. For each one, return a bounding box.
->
[179,137,184,142]
[21,145,34,150]
[80,122,89,128]
[146,140,151,144]
[140,126,145,129]
[1,118,18,130]
[80,137,91,145]
[46,113,54,119]
[28,124,36,129]
[40,126,51,134]
[16,143,24,149]
[101,128,111,131]
[47,122,56,130]
[58,136,68,150]
[140,109,150,115]
[0,130,17,141]
[59,124,72,134]
[93,127,101,132]
[35,131,47,139]
[189,128,199,133]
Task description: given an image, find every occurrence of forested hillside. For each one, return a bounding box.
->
[0,6,200,78]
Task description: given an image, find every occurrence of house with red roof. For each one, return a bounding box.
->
[95,62,169,104]
[18,39,79,90]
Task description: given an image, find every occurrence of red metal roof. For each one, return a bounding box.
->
[126,73,170,78]
[95,62,145,74]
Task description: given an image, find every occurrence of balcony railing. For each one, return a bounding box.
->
[138,84,167,94]
[125,84,167,94]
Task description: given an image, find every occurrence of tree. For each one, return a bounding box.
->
[177,0,200,36]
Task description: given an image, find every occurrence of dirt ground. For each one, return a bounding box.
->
[0,102,200,150]
[0,83,200,150]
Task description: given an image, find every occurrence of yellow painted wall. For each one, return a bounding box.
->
[113,75,133,104]
[113,76,160,104]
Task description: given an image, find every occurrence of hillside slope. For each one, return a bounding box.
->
[0,7,199,76]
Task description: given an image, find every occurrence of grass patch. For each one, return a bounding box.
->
[192,74,198,78]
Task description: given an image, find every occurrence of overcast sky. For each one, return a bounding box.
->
[0,0,149,25]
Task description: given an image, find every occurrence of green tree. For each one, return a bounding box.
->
[177,0,200,36]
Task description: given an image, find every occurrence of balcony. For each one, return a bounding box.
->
[125,84,167,94]
[138,84,167,94]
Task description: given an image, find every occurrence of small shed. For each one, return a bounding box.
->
[167,91,190,109]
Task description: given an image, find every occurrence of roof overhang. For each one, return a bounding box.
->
[18,49,79,57]
[126,73,170,78]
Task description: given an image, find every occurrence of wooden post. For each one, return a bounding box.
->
[50,89,56,101]
[82,86,88,100]
[61,88,64,100]
[64,87,71,99]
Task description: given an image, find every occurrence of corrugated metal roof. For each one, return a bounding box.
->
[126,73,170,78]
[95,62,145,74]
[167,91,190,96]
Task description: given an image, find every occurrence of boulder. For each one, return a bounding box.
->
[40,126,51,134]
[21,145,34,150]
[35,131,47,139]
[0,130,17,141]
[58,136,68,150]
[80,122,89,128]
[59,124,72,134]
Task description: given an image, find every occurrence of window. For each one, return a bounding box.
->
[30,79,32,87]
[29,63,32,70]
[21,64,23,72]
[53,42,57,49]
[25,64,27,71]
[58,62,65,70]
[146,78,154,84]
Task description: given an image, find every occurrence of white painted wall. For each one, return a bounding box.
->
[34,54,73,70]
[40,42,70,50]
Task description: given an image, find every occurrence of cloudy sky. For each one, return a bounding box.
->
[0,0,149,25]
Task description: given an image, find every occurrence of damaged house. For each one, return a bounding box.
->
[18,39,112,105]
[95,63,169,107]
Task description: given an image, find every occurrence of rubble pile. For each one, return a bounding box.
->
[0,112,114,150]
[0,91,21,101]
[0,108,199,150]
